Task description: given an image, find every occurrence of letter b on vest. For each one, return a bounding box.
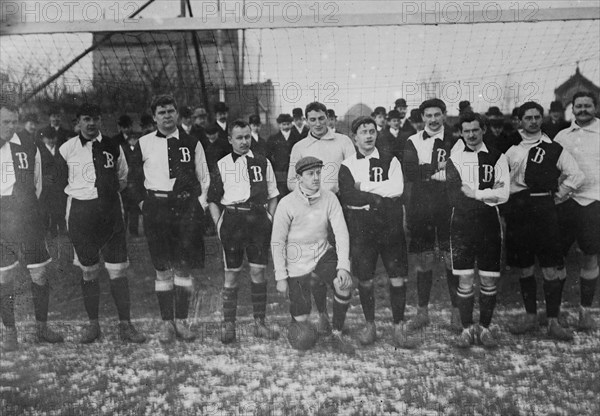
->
[481,165,494,183]
[103,151,114,168]
[16,152,28,169]
[180,147,191,163]
[250,165,263,182]
[531,147,545,164]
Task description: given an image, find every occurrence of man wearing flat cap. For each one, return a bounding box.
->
[272,155,355,354]
[542,101,570,140]
[266,113,300,199]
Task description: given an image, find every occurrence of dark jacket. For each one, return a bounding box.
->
[37,125,74,147]
[265,131,301,197]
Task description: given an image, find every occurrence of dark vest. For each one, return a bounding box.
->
[9,138,37,202]
[447,147,502,212]
[167,131,202,197]
[246,154,269,205]
[86,135,121,200]
[524,141,562,193]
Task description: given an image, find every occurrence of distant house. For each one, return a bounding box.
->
[554,67,600,109]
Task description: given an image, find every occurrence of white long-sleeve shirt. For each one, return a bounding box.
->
[448,142,510,206]
[0,133,42,198]
[554,118,600,206]
[505,134,584,199]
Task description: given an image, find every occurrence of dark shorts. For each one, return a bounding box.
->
[67,196,128,268]
[346,208,408,281]
[408,182,451,253]
[504,192,563,269]
[451,206,501,274]
[143,194,205,271]
[557,199,600,256]
[288,248,338,317]
[218,206,271,270]
[1,196,50,269]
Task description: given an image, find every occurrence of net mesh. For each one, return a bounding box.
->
[1,17,599,134]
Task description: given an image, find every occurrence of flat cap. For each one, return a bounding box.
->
[276,113,293,123]
[295,156,323,175]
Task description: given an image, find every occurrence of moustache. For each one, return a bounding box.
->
[576,111,591,116]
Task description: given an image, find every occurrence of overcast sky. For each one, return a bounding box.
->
[1,0,599,116]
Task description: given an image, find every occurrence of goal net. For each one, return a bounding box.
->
[1,0,599,136]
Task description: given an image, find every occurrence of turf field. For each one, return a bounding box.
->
[1,233,598,415]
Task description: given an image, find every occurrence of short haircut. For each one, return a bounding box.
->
[76,103,101,118]
[518,101,544,119]
[572,91,597,107]
[458,112,486,131]
[229,119,248,133]
[150,95,178,115]
[419,98,446,114]
[305,101,327,116]
[351,116,377,134]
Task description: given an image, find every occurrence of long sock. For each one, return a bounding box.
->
[109,278,131,321]
[358,283,375,322]
[389,284,407,324]
[175,286,191,320]
[0,283,16,327]
[332,292,351,331]
[417,270,433,308]
[543,279,563,319]
[156,290,174,321]
[519,275,537,314]
[456,285,474,328]
[479,285,497,328]
[446,269,458,307]
[251,282,267,322]
[223,287,238,323]
[31,282,50,322]
[81,279,100,320]
[311,279,328,314]
[581,276,598,307]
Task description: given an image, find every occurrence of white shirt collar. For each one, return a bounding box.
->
[282,130,291,140]
[465,142,489,153]
[569,117,600,133]
[357,148,380,160]
[156,128,180,139]
[10,133,21,145]
[217,120,227,130]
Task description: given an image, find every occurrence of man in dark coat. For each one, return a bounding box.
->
[542,101,571,140]
[266,113,300,199]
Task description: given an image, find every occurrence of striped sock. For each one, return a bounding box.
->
[456,285,474,329]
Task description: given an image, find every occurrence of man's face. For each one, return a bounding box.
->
[293,117,304,128]
[78,114,101,140]
[49,113,61,127]
[374,114,385,128]
[207,132,219,142]
[141,123,155,135]
[180,116,192,126]
[250,123,260,134]
[119,125,132,136]
[354,123,377,154]
[521,109,542,134]
[229,125,251,155]
[395,106,407,119]
[24,120,36,133]
[154,104,178,133]
[549,110,562,122]
[327,116,337,129]
[298,167,321,193]
[0,108,18,143]
[42,135,57,147]
[423,107,445,132]
[491,125,504,137]
[127,136,138,147]
[306,110,328,138]
[280,121,292,133]
[388,117,400,130]
[511,116,520,130]
[216,111,228,124]
[573,97,596,125]
[192,109,207,127]
[461,120,485,149]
